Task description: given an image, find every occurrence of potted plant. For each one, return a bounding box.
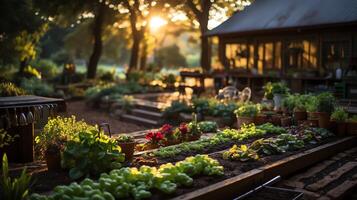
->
[305,95,319,126]
[160,124,179,146]
[271,82,289,111]
[235,103,259,128]
[282,94,296,114]
[186,114,202,141]
[316,92,335,129]
[347,116,357,135]
[145,130,164,150]
[116,134,136,161]
[330,107,348,136]
[293,95,307,122]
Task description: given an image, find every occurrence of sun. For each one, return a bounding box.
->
[149,16,167,31]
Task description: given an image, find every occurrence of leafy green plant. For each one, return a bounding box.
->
[116,134,134,143]
[263,82,274,100]
[250,138,284,156]
[256,123,287,135]
[282,94,297,112]
[0,129,18,148]
[271,82,289,95]
[197,121,218,133]
[61,129,125,180]
[0,154,32,200]
[222,144,259,161]
[317,92,336,113]
[30,155,223,200]
[31,59,59,79]
[192,98,211,115]
[0,82,26,97]
[305,95,319,112]
[35,116,96,158]
[274,134,304,151]
[331,107,348,122]
[187,114,202,137]
[235,103,260,117]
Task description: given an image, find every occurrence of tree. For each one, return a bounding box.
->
[33,0,117,79]
[0,0,46,74]
[154,44,188,68]
[166,0,251,72]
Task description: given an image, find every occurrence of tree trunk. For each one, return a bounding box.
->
[128,31,141,73]
[139,37,148,71]
[200,33,211,72]
[87,4,105,79]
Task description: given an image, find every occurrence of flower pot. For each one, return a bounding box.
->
[273,94,285,111]
[237,116,255,128]
[45,151,61,171]
[335,122,347,136]
[281,117,292,127]
[255,115,268,125]
[317,112,331,129]
[118,142,136,161]
[294,111,307,121]
[347,122,357,135]
[304,119,319,127]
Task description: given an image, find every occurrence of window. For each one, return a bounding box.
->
[225,43,249,69]
[286,39,317,69]
[323,41,350,69]
[256,41,282,73]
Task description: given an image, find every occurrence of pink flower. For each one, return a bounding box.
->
[179,123,188,135]
[160,124,173,135]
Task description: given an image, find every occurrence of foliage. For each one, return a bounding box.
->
[114,95,134,113]
[154,44,188,68]
[263,82,273,100]
[222,144,259,161]
[30,59,59,79]
[348,115,357,122]
[192,97,211,114]
[35,116,96,157]
[271,82,289,95]
[316,92,336,113]
[235,103,260,117]
[282,94,297,112]
[274,134,304,151]
[0,82,26,97]
[162,101,192,120]
[305,95,319,112]
[0,129,18,148]
[187,114,202,137]
[20,78,55,97]
[197,121,218,133]
[23,65,42,79]
[250,138,284,156]
[61,129,125,180]
[0,154,32,200]
[154,124,266,158]
[99,68,117,82]
[256,123,287,135]
[30,155,223,200]
[331,107,348,122]
[116,134,134,143]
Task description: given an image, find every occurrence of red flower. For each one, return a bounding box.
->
[179,123,188,135]
[160,124,173,135]
[155,131,164,140]
[145,130,164,144]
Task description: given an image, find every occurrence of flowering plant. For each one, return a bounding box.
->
[179,123,188,135]
[145,131,164,145]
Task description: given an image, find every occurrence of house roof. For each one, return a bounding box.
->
[207,0,357,36]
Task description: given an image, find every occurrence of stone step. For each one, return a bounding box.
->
[121,114,159,127]
[131,108,163,121]
[133,99,165,112]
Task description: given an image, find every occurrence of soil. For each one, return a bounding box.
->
[62,100,147,134]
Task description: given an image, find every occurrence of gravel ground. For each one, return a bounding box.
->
[62,100,147,134]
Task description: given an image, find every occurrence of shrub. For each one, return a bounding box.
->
[263,82,273,100]
[0,82,26,97]
[20,78,55,97]
[31,59,59,79]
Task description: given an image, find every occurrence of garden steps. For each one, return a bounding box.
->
[131,108,163,121]
[120,114,159,127]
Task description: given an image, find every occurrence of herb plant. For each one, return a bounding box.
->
[234,103,260,117]
[331,107,348,122]
[197,121,218,133]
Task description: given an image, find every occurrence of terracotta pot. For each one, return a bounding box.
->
[347,122,357,135]
[281,117,292,127]
[255,115,268,125]
[335,122,347,136]
[294,111,307,121]
[304,119,319,127]
[45,151,61,171]
[237,116,255,128]
[317,112,331,129]
[118,142,136,161]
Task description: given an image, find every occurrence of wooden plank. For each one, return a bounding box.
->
[172,136,357,200]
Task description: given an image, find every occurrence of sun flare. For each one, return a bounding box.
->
[149,16,167,31]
